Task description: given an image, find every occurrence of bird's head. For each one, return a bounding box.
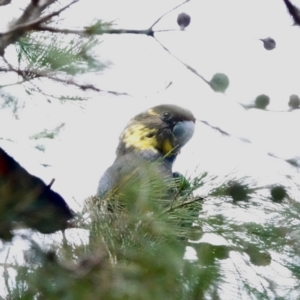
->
[116,104,195,159]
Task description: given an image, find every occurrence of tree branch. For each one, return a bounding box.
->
[149,0,191,29]
[34,26,154,36]
[33,1,190,36]
[153,36,211,87]
[162,196,204,215]
[283,0,300,27]
[19,0,78,31]
[0,0,200,100]
[0,0,201,99]
[0,0,190,56]
[0,0,79,55]
[0,80,27,88]
[0,0,11,6]
[198,119,251,144]
[0,66,129,96]
[33,26,181,37]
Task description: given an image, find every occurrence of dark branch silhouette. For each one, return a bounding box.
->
[0,65,129,96]
[283,0,300,26]
[0,0,79,55]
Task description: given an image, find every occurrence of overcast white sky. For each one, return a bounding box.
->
[1,0,300,297]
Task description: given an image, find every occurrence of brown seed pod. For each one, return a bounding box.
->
[260,37,276,50]
[177,12,191,30]
[288,94,300,109]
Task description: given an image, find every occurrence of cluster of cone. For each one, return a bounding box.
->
[176,12,277,52]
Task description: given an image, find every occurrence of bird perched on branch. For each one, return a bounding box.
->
[0,147,73,239]
[97,104,195,202]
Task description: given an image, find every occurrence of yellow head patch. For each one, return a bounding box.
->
[147,108,159,116]
[121,123,159,153]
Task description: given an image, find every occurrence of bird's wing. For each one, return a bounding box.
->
[97,152,174,199]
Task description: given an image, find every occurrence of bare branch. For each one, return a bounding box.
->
[153,29,179,33]
[150,0,190,29]
[153,36,211,87]
[0,0,207,99]
[199,118,299,168]
[0,0,11,6]
[3,0,78,36]
[198,120,230,137]
[0,80,27,88]
[10,0,189,39]
[197,119,251,143]
[283,0,300,26]
[35,26,181,36]
[15,0,56,25]
[35,26,153,36]
[0,0,189,54]
[0,0,79,55]
[0,67,11,73]
[0,66,129,96]
[2,54,15,69]
[0,0,194,94]
[34,0,190,36]
[48,178,55,188]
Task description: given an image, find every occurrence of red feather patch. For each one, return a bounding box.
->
[0,149,9,175]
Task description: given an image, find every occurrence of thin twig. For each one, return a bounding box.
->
[0,0,78,54]
[35,26,153,36]
[150,0,190,29]
[10,0,189,37]
[198,119,251,143]
[0,262,16,268]
[283,0,300,27]
[0,80,27,88]
[16,0,56,25]
[0,66,130,96]
[154,29,179,33]
[35,26,180,36]
[48,178,55,188]
[0,67,10,72]
[1,55,14,69]
[1,0,79,37]
[0,0,11,6]
[199,118,300,170]
[162,196,204,216]
[153,36,211,86]
[198,120,230,137]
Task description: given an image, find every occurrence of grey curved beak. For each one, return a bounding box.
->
[173,120,195,148]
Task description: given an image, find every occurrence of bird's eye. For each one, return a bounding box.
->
[161,112,172,121]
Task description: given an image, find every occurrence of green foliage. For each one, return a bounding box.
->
[210,179,255,202]
[85,20,114,35]
[4,170,205,300]
[0,88,20,118]
[30,123,65,140]
[244,243,271,266]
[16,33,105,76]
[3,169,300,299]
